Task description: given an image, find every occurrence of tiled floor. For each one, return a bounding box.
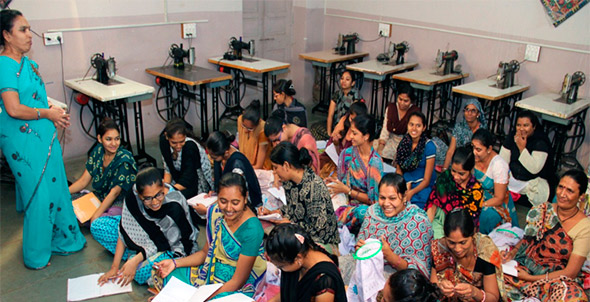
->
[0,110,530,301]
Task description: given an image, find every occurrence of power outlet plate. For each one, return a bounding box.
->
[378,23,391,38]
[43,32,63,46]
[525,44,541,62]
[181,23,197,39]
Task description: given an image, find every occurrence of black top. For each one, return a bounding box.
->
[159,133,202,199]
[474,257,496,276]
[274,98,308,127]
[280,261,346,302]
[213,151,262,209]
[502,129,554,183]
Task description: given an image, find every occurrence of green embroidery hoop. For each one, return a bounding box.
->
[354,239,382,260]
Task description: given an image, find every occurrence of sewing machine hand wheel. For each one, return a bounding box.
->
[169,44,180,58]
[401,41,410,51]
[573,71,586,86]
[90,53,103,68]
[228,37,238,49]
[510,60,520,73]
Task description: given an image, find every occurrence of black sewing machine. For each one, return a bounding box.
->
[223,37,255,61]
[495,60,520,89]
[169,43,195,69]
[393,41,409,65]
[558,71,586,104]
[334,33,359,55]
[435,50,459,75]
[90,53,116,85]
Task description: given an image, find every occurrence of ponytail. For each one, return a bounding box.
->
[270,141,311,170]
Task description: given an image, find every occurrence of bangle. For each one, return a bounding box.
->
[545,271,548,280]
[35,108,40,120]
[480,289,486,302]
[348,188,352,196]
[172,258,177,269]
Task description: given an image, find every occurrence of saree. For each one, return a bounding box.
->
[154,203,266,298]
[432,233,506,301]
[505,203,588,301]
[0,56,86,269]
[86,144,137,207]
[336,146,383,233]
[357,203,433,276]
[280,261,347,302]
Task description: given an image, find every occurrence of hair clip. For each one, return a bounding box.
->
[294,233,305,244]
[232,168,244,176]
[288,84,294,90]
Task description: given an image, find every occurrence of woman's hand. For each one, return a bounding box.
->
[354,239,365,251]
[98,267,120,286]
[192,204,208,216]
[437,279,455,297]
[501,248,517,263]
[156,259,176,279]
[204,191,215,198]
[454,283,477,301]
[380,236,393,259]
[514,134,527,152]
[326,178,349,196]
[405,190,415,203]
[516,267,532,281]
[117,260,137,286]
[47,107,71,129]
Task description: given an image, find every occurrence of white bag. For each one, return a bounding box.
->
[346,239,386,302]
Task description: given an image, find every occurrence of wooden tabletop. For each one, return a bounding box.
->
[346,60,418,76]
[452,78,529,101]
[64,75,154,103]
[299,50,369,64]
[146,65,231,87]
[515,92,590,120]
[208,56,290,73]
[392,69,469,86]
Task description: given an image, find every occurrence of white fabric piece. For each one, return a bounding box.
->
[338,226,356,256]
[486,155,509,184]
[346,240,386,302]
[488,223,524,251]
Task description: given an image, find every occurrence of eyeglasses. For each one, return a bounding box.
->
[463,108,478,114]
[241,123,255,132]
[141,191,165,203]
[269,131,282,144]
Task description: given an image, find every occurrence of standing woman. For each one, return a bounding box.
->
[327,114,383,232]
[395,111,436,209]
[69,118,137,221]
[160,118,212,199]
[265,223,347,302]
[377,84,420,162]
[0,9,86,269]
[238,100,272,170]
[471,128,519,234]
[269,142,340,254]
[206,131,262,211]
[272,79,307,127]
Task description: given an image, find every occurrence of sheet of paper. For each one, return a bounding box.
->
[508,174,528,193]
[187,193,218,208]
[268,187,286,205]
[331,192,348,212]
[316,140,327,150]
[153,277,223,302]
[211,293,255,302]
[383,163,396,174]
[258,213,283,221]
[325,143,339,165]
[502,260,518,277]
[67,273,132,302]
[189,283,224,302]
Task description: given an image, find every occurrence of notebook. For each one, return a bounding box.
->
[71,192,101,223]
[67,273,132,301]
[187,193,218,208]
[152,277,223,302]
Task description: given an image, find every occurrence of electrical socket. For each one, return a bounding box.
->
[181,23,197,39]
[43,32,63,46]
[524,44,541,62]
[378,23,391,38]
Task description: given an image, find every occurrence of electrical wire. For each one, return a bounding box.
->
[358,35,383,42]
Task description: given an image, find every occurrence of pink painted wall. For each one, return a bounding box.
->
[20,11,242,161]
[323,8,590,167]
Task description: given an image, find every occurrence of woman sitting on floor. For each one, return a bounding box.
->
[96,167,199,286]
[394,111,436,209]
[238,100,272,170]
[502,169,590,301]
[426,146,483,239]
[431,208,504,302]
[265,223,347,302]
[472,128,519,234]
[267,141,340,254]
[159,118,212,199]
[69,118,137,222]
[153,172,266,299]
[272,79,307,127]
[326,113,383,233]
[382,268,441,302]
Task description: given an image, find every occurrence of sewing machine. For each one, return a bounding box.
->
[558,71,586,104]
[169,43,195,69]
[223,37,255,61]
[90,53,116,85]
[335,33,359,55]
[494,60,520,89]
[435,50,459,75]
[393,41,409,65]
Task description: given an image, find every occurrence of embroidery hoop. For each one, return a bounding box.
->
[354,238,382,260]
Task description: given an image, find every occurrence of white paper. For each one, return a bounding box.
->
[67,273,132,302]
[212,293,254,302]
[502,260,519,277]
[187,193,218,208]
[383,163,396,174]
[268,187,286,205]
[508,174,528,193]
[258,213,283,221]
[325,143,340,165]
[331,193,348,212]
[153,277,223,302]
[316,140,328,150]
